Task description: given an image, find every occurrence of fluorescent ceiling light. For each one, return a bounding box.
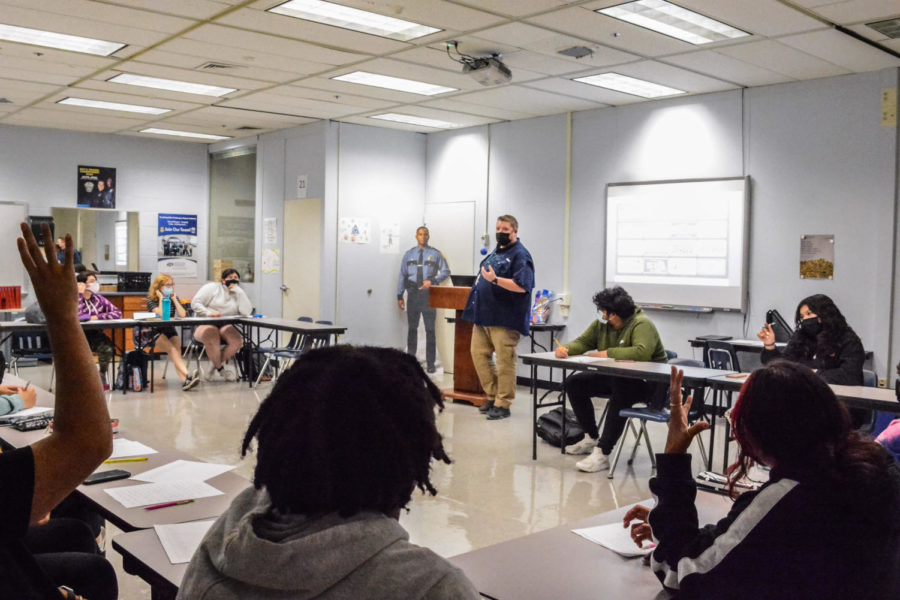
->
[332,71,455,96]
[140,128,231,141]
[370,113,459,129]
[598,0,749,45]
[0,23,125,56]
[58,97,170,115]
[573,73,685,98]
[109,73,235,97]
[268,0,440,41]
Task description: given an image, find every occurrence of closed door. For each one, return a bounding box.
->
[282,198,322,323]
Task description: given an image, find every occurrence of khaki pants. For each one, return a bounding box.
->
[470,325,521,409]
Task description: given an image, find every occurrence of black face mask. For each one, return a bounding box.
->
[224,279,239,288]
[799,317,821,338]
[496,232,511,246]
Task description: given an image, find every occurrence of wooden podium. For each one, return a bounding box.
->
[430,287,487,407]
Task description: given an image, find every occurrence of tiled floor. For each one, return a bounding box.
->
[19,362,717,599]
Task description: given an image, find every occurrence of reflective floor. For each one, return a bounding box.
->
[20,362,717,599]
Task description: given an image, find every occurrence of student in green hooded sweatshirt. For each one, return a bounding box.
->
[555,287,667,473]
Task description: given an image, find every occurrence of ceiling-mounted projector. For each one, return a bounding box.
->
[463,56,512,86]
[447,41,512,87]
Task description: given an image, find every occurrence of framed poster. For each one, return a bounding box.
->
[158,213,198,277]
[77,166,116,209]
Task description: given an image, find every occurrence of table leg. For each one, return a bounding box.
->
[707,388,718,471]
[532,362,538,460]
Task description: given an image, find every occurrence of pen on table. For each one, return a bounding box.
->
[145,499,195,511]
[104,457,148,464]
[23,381,30,391]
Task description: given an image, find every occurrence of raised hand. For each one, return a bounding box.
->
[664,366,710,454]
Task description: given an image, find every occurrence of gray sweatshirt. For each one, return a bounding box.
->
[177,487,480,600]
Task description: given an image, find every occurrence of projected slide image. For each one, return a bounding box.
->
[617,256,727,277]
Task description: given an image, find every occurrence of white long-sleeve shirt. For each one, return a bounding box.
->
[191,282,252,317]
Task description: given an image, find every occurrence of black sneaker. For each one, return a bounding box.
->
[182,375,199,391]
[485,406,510,420]
[478,400,495,414]
[426,365,436,374]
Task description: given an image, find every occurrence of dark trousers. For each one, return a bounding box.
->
[25,518,118,600]
[85,330,115,376]
[406,288,436,368]
[566,372,663,454]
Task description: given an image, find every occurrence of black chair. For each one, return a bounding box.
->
[703,340,741,372]
[10,331,55,390]
[253,317,314,387]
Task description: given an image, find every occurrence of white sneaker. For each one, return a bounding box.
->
[576,448,610,473]
[565,434,599,455]
[220,367,237,382]
[205,367,221,381]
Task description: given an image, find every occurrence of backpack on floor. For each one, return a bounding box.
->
[536,407,585,447]
[115,350,149,391]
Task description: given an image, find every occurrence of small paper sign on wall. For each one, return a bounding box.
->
[339,218,370,244]
[800,234,834,279]
[296,175,308,199]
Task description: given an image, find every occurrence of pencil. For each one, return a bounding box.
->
[104,457,149,464]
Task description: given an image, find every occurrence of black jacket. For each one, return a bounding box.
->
[648,454,900,600]
[760,327,864,385]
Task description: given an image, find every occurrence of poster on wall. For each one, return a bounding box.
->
[379,223,400,254]
[158,213,198,277]
[77,166,116,209]
[799,234,834,279]
[339,217,370,244]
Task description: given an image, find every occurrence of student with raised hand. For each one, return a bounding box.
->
[643,363,900,599]
[178,346,480,600]
[1,224,114,599]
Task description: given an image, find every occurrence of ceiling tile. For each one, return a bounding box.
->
[0,78,61,106]
[419,97,535,121]
[609,60,739,93]
[183,23,367,65]
[2,105,149,132]
[160,104,316,132]
[451,1,582,18]
[664,50,794,87]
[798,0,900,25]
[451,84,603,116]
[778,28,900,71]
[718,39,851,79]
[96,0,240,20]
[525,77,641,105]
[220,87,395,119]
[672,0,825,37]
[312,0,506,33]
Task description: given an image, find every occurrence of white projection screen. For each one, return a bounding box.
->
[605,177,750,312]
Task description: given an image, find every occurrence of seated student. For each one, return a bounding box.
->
[554,286,667,473]
[0,384,37,416]
[190,268,251,382]
[136,274,199,391]
[757,294,863,385]
[178,346,480,600]
[76,271,122,390]
[2,224,114,599]
[641,363,900,599]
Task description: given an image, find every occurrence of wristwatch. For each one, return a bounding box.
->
[491,278,499,286]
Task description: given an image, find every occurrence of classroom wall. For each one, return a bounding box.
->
[0,124,209,299]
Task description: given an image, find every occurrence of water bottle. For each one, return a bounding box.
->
[161,296,171,322]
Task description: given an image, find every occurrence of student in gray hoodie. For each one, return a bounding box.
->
[178,346,480,600]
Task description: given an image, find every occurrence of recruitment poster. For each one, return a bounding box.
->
[158,213,198,277]
[77,166,116,208]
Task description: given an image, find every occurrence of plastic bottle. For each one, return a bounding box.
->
[161,296,171,322]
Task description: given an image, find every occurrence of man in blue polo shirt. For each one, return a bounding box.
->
[397,226,450,373]
[463,215,534,420]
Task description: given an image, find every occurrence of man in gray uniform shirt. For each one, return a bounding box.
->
[397,226,450,373]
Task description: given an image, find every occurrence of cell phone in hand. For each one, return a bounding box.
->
[83,469,130,485]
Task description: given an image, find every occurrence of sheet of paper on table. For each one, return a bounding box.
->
[566,355,613,364]
[110,438,158,459]
[104,480,223,508]
[0,406,53,423]
[155,519,216,564]
[131,459,235,484]
[572,521,654,558]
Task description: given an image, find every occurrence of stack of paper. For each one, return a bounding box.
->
[132,460,234,483]
[103,459,236,509]
[110,438,157,459]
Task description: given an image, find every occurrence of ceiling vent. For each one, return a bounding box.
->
[558,46,594,59]
[867,17,900,39]
[235,126,262,131]
[196,61,239,71]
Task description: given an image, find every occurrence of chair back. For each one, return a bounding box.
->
[12,332,52,357]
[285,317,314,350]
[862,369,877,388]
[311,320,334,349]
[704,340,741,372]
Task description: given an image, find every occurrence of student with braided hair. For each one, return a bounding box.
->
[178,345,480,600]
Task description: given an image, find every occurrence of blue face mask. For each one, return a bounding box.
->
[162,287,174,297]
